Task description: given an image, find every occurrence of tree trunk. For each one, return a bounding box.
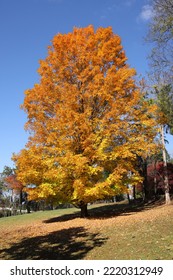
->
[142,159,150,201]
[161,125,171,204]
[79,202,88,218]
[19,189,23,214]
[26,204,31,213]
[133,186,136,201]
[127,192,130,204]
[153,160,157,197]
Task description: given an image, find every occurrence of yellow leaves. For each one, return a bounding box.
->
[27,183,57,201]
[88,165,103,176]
[85,181,113,200]
[37,183,57,198]
[72,179,85,200]
[13,25,160,206]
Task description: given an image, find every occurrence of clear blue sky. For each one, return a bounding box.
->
[0,0,172,172]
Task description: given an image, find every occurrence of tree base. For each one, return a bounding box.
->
[165,192,171,205]
[80,203,89,218]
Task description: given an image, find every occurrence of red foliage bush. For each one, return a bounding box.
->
[147,162,173,194]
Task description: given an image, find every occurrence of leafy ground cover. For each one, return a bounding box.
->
[0,200,173,260]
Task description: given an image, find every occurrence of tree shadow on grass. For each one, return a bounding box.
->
[42,199,166,225]
[87,199,166,220]
[88,201,144,219]
[0,227,107,260]
[44,212,80,223]
[43,202,142,224]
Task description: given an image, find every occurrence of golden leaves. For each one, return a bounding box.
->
[14,25,159,205]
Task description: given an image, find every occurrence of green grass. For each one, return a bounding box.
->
[0,207,79,230]
[0,201,173,260]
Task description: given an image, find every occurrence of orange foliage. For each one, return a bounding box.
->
[5,174,24,194]
[13,26,159,206]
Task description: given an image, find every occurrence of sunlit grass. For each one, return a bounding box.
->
[0,201,172,260]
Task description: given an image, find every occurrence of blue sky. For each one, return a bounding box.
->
[0,0,172,172]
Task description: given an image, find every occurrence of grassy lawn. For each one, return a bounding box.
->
[0,200,173,260]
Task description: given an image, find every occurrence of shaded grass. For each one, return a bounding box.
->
[0,200,173,260]
[0,226,107,260]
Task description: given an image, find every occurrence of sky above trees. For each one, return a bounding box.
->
[0,0,172,171]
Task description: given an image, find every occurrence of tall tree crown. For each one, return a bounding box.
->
[14,26,158,206]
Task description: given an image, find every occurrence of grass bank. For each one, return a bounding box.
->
[0,200,172,260]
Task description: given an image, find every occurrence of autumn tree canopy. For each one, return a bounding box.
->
[13,25,158,217]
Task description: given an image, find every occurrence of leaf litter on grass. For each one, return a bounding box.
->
[0,201,173,259]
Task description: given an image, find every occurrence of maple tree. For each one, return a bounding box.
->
[13,26,159,217]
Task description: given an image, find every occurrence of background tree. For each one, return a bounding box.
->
[0,166,25,214]
[153,84,173,204]
[0,166,14,208]
[14,26,159,217]
[0,176,7,208]
[147,161,173,196]
[147,0,173,83]
[0,166,14,213]
[154,84,173,133]
[4,173,25,214]
[146,0,173,204]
